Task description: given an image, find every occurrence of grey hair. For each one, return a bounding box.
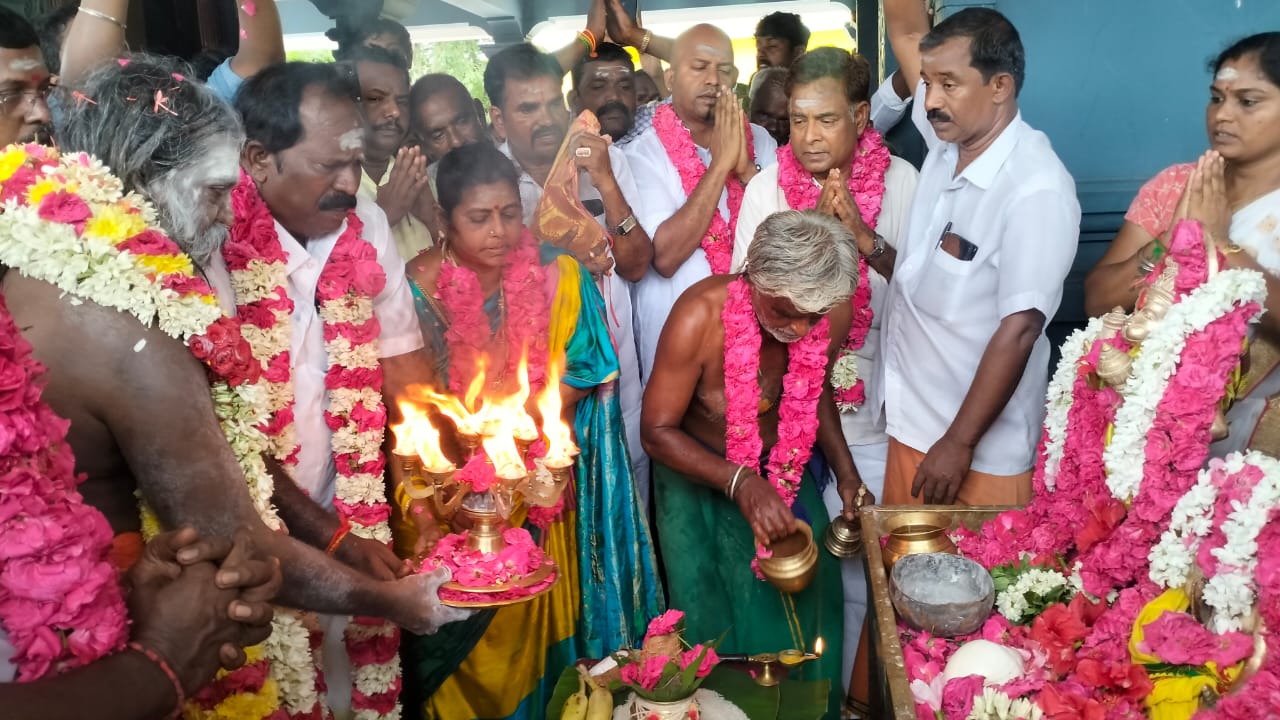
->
[744,210,859,314]
[54,53,244,196]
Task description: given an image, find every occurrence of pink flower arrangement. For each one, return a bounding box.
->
[423,527,547,589]
[652,104,752,274]
[612,608,721,702]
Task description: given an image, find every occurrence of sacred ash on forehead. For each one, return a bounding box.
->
[7,58,42,72]
[338,127,365,151]
[149,139,240,267]
[1216,66,1241,82]
[793,98,821,109]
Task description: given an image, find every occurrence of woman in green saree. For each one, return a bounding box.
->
[395,142,662,720]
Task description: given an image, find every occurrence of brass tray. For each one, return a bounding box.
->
[439,558,559,608]
[859,505,1012,719]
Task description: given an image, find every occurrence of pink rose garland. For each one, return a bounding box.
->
[652,104,754,274]
[721,277,830,568]
[436,229,550,400]
[0,293,129,682]
[775,130,889,411]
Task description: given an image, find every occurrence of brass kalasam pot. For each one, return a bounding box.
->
[881,512,956,572]
[758,523,818,594]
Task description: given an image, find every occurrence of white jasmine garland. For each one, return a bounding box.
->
[1102,268,1266,501]
[1040,321,1101,492]
[1203,451,1280,633]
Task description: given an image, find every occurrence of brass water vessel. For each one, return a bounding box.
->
[881,512,956,572]
[758,523,818,593]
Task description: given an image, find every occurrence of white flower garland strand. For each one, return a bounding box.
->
[1102,268,1266,501]
[1040,320,1101,492]
[1148,454,1236,589]
[1203,451,1280,633]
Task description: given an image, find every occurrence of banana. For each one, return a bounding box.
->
[585,671,613,720]
[561,672,589,720]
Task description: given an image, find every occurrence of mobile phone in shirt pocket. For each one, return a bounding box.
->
[912,242,985,320]
[939,230,979,261]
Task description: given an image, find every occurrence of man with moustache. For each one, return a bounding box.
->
[485,42,655,501]
[568,41,655,149]
[232,61,457,714]
[349,45,434,261]
[729,46,919,710]
[755,11,810,70]
[879,0,1079,509]
[623,24,778,384]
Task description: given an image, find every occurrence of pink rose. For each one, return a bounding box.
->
[636,654,669,691]
[36,190,92,231]
[645,609,685,639]
[941,675,983,719]
[678,645,719,678]
[117,229,180,257]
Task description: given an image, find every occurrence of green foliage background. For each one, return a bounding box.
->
[286,39,490,110]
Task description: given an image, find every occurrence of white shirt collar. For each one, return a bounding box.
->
[944,112,1025,190]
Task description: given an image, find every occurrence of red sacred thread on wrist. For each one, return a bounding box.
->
[326,518,352,555]
[128,641,185,720]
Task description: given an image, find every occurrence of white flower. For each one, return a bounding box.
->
[995,568,1071,622]
[831,349,859,389]
[967,687,1043,720]
[1149,463,1219,588]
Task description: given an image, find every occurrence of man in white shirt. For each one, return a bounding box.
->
[624,24,779,384]
[879,1,1080,507]
[232,61,439,715]
[349,45,435,261]
[729,46,918,702]
[483,43,655,502]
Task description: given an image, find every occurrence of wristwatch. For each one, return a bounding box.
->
[615,214,638,236]
[866,232,887,260]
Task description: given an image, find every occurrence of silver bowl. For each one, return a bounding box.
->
[890,552,994,637]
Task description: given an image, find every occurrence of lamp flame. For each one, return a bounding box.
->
[464,356,487,414]
[814,637,824,657]
[390,401,454,472]
[536,353,578,466]
[408,384,479,435]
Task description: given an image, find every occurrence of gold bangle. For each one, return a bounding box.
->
[78,6,127,30]
[640,29,653,55]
